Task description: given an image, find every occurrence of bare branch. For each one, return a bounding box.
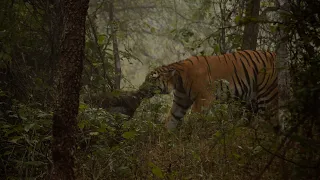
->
[116,5,157,12]
[260,6,280,18]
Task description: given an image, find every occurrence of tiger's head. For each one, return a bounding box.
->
[141,68,180,95]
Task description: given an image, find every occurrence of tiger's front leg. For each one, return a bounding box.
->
[165,113,181,130]
[165,91,193,130]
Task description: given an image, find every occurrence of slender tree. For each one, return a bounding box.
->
[241,0,261,50]
[51,0,89,179]
[276,0,290,114]
[109,0,121,89]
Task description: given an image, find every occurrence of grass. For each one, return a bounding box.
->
[76,96,286,180]
[1,95,316,179]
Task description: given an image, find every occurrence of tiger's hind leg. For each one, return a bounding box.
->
[257,90,280,133]
[191,92,216,113]
[191,79,231,112]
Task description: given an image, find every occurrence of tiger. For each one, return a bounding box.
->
[141,50,279,131]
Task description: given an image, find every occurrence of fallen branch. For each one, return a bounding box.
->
[84,82,156,117]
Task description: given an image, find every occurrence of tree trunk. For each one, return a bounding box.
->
[241,0,261,50]
[87,15,114,91]
[48,0,62,84]
[276,23,290,180]
[219,0,226,53]
[276,1,290,110]
[275,0,292,130]
[51,0,89,179]
[109,0,121,89]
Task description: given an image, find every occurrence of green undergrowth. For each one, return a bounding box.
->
[75,96,285,180]
[0,95,307,179]
[0,103,52,179]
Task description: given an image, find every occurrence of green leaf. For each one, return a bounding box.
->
[269,25,277,33]
[89,132,99,136]
[214,44,220,53]
[122,131,136,139]
[148,162,164,178]
[235,16,241,24]
[111,90,122,97]
[98,35,105,45]
[213,131,221,137]
[92,62,103,67]
[233,153,241,160]
[1,124,12,129]
[9,136,23,143]
[43,136,52,141]
[97,123,107,133]
[192,151,201,161]
[8,114,18,119]
[150,27,155,33]
[152,166,164,178]
[37,111,51,118]
[23,161,45,167]
[79,103,88,111]
[118,166,130,175]
[253,146,262,154]
[143,22,151,28]
[154,90,161,94]
[78,120,87,130]
[3,151,11,156]
[24,123,35,132]
[2,53,11,62]
[0,30,8,38]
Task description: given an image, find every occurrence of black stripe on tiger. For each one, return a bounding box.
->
[186,58,194,65]
[258,91,278,105]
[188,81,193,98]
[204,56,213,84]
[243,51,259,82]
[232,61,246,99]
[173,99,191,109]
[257,78,278,100]
[171,111,183,120]
[174,91,185,100]
[240,60,251,98]
[195,56,200,62]
[223,54,228,64]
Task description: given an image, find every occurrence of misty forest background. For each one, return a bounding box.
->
[1,0,320,179]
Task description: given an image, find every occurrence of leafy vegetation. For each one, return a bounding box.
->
[1,0,320,179]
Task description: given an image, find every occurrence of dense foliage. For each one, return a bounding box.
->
[0,0,319,179]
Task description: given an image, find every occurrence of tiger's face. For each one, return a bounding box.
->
[143,69,177,94]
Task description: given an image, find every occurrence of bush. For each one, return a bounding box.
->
[1,94,313,179]
[0,103,52,179]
